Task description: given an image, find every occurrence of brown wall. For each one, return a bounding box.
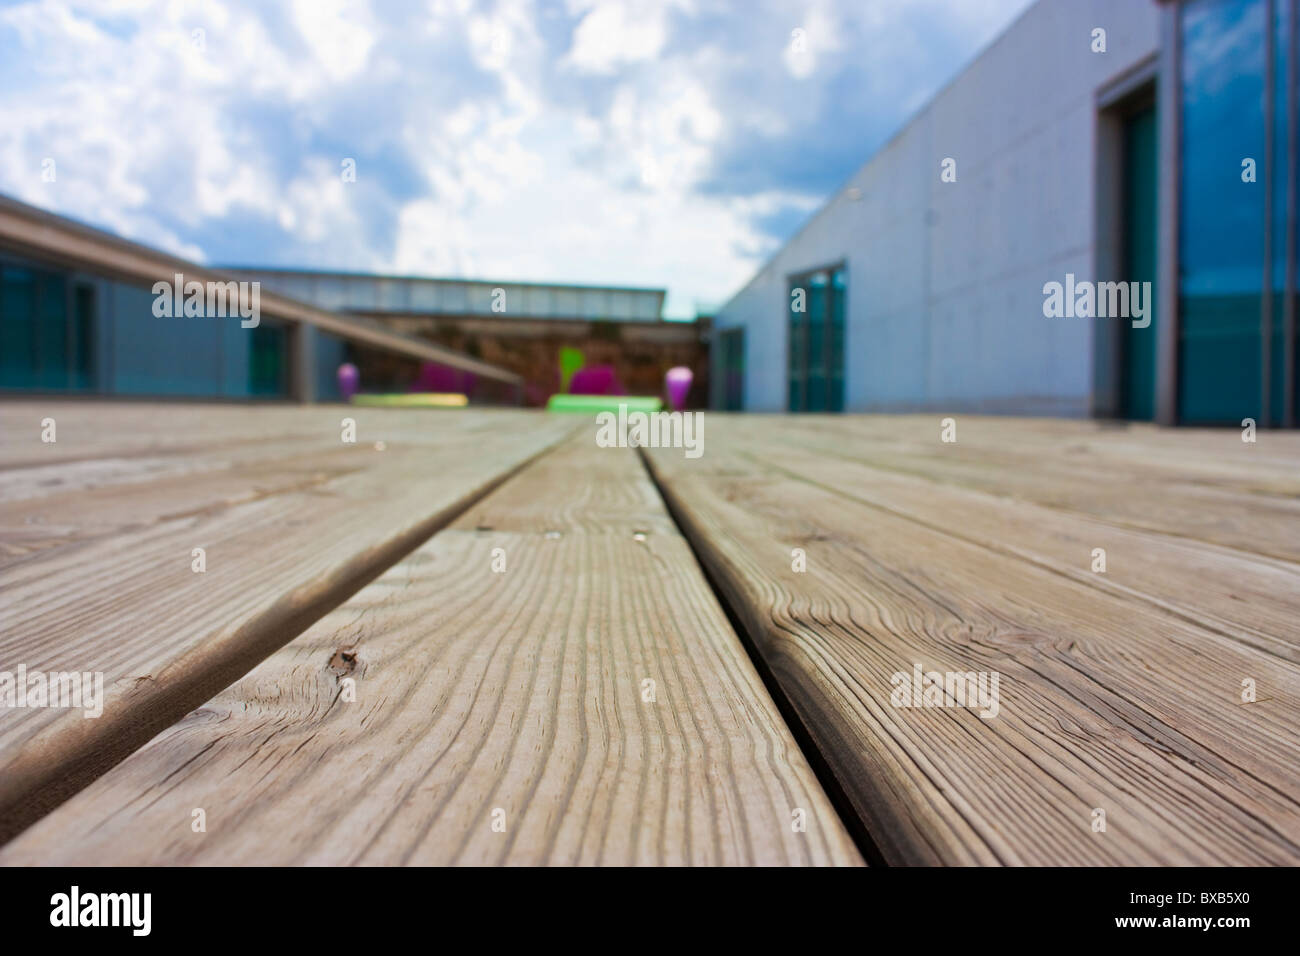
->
[350,313,710,408]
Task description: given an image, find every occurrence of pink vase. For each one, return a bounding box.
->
[665,366,692,410]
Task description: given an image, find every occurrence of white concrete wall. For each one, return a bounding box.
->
[715,0,1160,413]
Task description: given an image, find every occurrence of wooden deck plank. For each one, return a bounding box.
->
[778,415,1300,562]
[0,404,578,843]
[643,422,1300,865]
[794,414,1300,493]
[715,418,1300,663]
[0,402,370,469]
[0,407,546,564]
[0,402,539,499]
[0,432,863,865]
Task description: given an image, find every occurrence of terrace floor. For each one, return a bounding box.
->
[1,402,1298,865]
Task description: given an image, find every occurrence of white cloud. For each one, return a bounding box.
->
[562,0,688,75]
[784,5,843,80]
[291,0,376,83]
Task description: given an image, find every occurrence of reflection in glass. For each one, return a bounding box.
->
[787,267,846,412]
[1179,0,1267,423]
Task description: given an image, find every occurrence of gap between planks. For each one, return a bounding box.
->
[642,426,1300,866]
[0,431,864,865]
[0,409,580,845]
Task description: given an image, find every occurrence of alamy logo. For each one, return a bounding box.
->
[50,886,151,936]
[0,665,104,718]
[1042,274,1151,328]
[152,273,260,328]
[595,405,704,459]
[890,663,1000,719]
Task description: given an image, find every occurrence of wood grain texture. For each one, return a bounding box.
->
[778,415,1300,562]
[720,417,1300,663]
[0,432,863,866]
[0,403,578,843]
[644,417,1300,865]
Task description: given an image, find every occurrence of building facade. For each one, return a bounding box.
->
[0,197,526,403]
[0,254,302,400]
[712,0,1298,427]
[234,269,708,407]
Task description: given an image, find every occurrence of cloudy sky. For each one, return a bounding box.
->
[0,0,1035,317]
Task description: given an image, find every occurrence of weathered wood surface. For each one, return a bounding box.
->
[5,406,1297,866]
[1,432,862,865]
[781,415,1300,561]
[730,418,1300,663]
[0,403,578,843]
[644,415,1300,865]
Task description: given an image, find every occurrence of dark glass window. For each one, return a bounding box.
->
[35,271,68,389]
[0,263,92,391]
[0,266,38,389]
[1179,0,1268,424]
[1294,0,1300,427]
[787,265,846,412]
[1267,0,1286,420]
[830,267,846,412]
[718,327,744,411]
[1274,0,1299,424]
[72,283,96,391]
[806,273,828,412]
[249,322,288,396]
